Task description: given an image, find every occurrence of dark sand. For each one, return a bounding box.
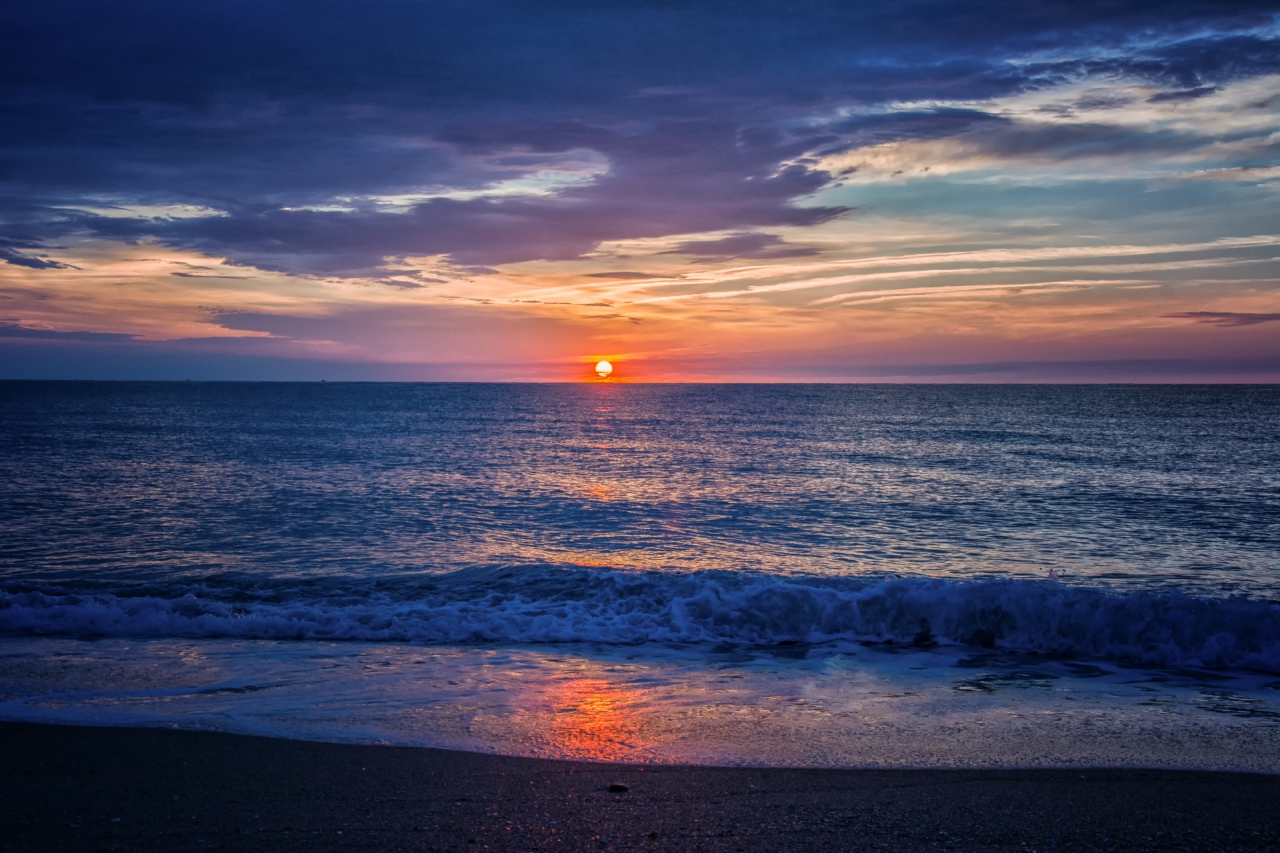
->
[2,723,1278,852]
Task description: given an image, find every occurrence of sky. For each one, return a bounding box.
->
[1,0,1278,382]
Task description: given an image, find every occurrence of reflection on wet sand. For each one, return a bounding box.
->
[541,676,652,762]
[3,638,1280,771]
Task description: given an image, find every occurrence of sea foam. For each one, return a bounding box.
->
[2,570,1279,673]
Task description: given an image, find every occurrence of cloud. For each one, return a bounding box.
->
[663,232,819,260]
[3,1,1278,277]
[969,121,1196,162]
[1147,86,1221,103]
[1134,34,1280,89]
[1172,165,1280,182]
[9,2,1272,114]
[823,108,1010,149]
[0,322,136,341]
[63,120,849,272]
[0,243,70,270]
[582,272,662,280]
[822,118,1219,182]
[754,357,1280,381]
[1163,311,1280,326]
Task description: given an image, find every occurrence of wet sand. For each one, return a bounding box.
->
[2,722,1278,852]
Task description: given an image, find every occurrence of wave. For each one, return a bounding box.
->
[3,569,1279,673]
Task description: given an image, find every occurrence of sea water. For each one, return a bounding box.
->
[1,382,1278,769]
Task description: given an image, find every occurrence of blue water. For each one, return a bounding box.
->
[4,382,1277,586]
[2,382,1279,767]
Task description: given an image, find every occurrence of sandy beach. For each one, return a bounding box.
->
[2,722,1278,852]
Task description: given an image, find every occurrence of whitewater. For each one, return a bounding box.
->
[5,570,1280,673]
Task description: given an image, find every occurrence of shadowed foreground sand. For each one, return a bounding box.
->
[2,722,1278,852]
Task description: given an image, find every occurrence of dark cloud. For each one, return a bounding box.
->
[1025,33,1280,92]
[5,2,1274,107]
[0,322,136,341]
[1,1,1277,274]
[663,232,819,260]
[0,248,67,269]
[1164,312,1280,327]
[824,108,1010,149]
[1035,91,1137,117]
[74,121,847,271]
[1136,34,1280,89]
[927,120,1212,164]
[0,240,70,269]
[1148,86,1221,103]
[724,356,1280,381]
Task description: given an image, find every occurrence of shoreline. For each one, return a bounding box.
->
[5,634,1280,774]
[3,722,1279,852]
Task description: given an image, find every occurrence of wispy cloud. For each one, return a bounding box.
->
[580,238,1280,305]
[1164,311,1280,326]
[520,234,1280,301]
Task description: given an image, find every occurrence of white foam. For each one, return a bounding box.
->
[3,572,1279,673]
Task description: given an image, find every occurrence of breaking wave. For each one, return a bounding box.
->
[3,569,1279,673]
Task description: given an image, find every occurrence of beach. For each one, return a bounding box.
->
[3,386,1279,849]
[3,722,1278,852]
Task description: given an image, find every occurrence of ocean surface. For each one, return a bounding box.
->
[2,381,1278,769]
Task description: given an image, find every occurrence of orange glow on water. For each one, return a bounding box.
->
[581,483,612,500]
[544,677,650,762]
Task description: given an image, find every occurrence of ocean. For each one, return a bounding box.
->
[2,382,1278,769]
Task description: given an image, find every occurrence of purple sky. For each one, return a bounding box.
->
[2,1,1278,381]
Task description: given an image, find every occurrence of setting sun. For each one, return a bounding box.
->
[594,360,613,378]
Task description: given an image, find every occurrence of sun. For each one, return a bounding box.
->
[594,360,613,378]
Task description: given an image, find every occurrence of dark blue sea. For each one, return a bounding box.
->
[2,382,1278,768]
